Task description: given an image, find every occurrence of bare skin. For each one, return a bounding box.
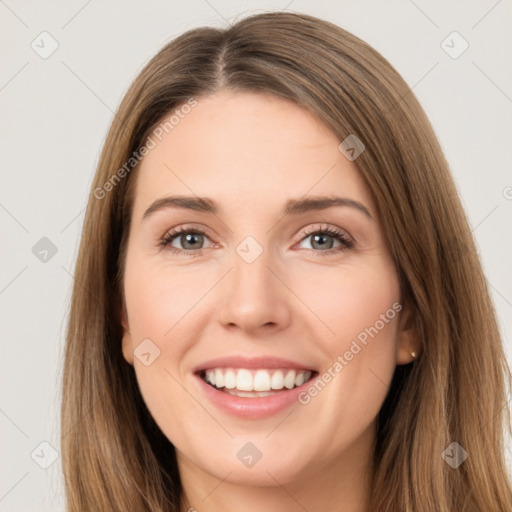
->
[120,89,419,512]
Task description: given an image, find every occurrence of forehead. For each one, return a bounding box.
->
[132,90,374,216]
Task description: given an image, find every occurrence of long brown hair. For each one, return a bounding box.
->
[61,11,512,511]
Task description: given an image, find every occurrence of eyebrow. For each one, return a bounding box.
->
[142,195,372,220]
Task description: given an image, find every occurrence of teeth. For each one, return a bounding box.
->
[206,370,216,386]
[224,369,236,389]
[271,371,284,390]
[295,371,305,387]
[214,369,224,388]
[236,369,253,391]
[284,371,296,389]
[253,370,271,391]
[224,389,280,398]
[202,368,312,392]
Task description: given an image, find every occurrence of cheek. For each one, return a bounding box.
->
[124,259,206,341]
[123,262,209,440]
[123,256,218,373]
[290,261,401,350]
[292,262,401,406]
[293,264,401,427]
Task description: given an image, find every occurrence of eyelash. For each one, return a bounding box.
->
[160,224,354,257]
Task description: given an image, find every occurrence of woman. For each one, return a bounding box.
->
[61,11,512,511]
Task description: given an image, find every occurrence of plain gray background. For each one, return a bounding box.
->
[1,1,511,510]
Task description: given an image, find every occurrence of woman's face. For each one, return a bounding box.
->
[121,90,417,486]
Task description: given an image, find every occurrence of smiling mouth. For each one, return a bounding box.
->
[197,368,318,397]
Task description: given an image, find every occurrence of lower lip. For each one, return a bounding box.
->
[193,373,315,419]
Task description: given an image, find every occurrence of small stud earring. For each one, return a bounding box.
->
[411,351,417,358]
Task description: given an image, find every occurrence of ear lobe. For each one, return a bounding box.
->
[120,302,134,365]
[395,301,422,365]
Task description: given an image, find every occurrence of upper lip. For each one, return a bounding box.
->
[192,355,316,374]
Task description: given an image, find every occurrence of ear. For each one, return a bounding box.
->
[120,301,134,365]
[395,301,422,365]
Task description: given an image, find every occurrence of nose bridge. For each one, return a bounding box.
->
[217,234,291,332]
[231,234,278,305]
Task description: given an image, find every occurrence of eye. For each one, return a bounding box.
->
[160,224,354,257]
[296,225,354,255]
[160,225,213,256]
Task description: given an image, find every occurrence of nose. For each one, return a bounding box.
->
[217,245,292,335]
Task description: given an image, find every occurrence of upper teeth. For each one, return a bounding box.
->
[203,368,312,392]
